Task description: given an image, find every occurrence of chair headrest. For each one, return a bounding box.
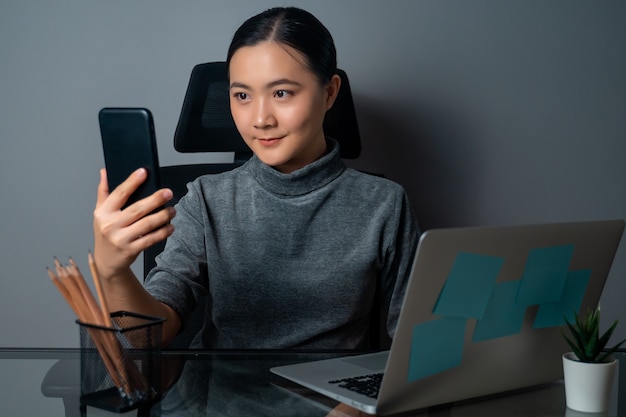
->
[173,62,361,159]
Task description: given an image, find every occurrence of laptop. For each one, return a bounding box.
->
[271,219,625,415]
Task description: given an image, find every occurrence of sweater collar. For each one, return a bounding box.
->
[248,138,346,196]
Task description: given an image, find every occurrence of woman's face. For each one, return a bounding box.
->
[229,41,340,174]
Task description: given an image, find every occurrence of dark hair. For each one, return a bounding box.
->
[226,7,337,84]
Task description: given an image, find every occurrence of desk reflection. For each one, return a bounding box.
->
[156,353,339,417]
[31,349,625,417]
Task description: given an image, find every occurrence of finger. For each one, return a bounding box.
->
[104,206,175,250]
[102,168,147,211]
[126,222,175,253]
[123,206,176,240]
[95,168,110,208]
[120,189,174,227]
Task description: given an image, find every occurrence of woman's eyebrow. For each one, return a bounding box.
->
[229,81,250,90]
[266,78,302,88]
[229,78,302,91]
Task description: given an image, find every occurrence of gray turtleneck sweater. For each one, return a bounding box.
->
[144,140,419,349]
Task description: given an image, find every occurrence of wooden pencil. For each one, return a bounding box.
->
[84,254,148,393]
[49,266,127,391]
[48,259,137,398]
[87,253,112,328]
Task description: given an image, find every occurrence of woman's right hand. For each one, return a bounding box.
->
[93,167,176,281]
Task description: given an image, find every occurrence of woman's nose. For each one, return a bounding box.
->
[253,99,277,129]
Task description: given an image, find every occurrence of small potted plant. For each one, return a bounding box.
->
[562,306,626,413]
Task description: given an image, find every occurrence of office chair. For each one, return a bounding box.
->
[143,61,382,349]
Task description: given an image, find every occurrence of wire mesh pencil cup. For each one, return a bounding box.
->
[78,311,165,413]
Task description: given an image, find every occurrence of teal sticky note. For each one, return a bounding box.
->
[516,245,574,307]
[472,280,527,342]
[533,269,591,328]
[433,252,504,319]
[408,317,466,382]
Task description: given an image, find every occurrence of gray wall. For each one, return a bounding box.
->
[1,0,625,348]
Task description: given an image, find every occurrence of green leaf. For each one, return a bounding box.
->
[597,320,618,348]
[562,306,621,363]
[597,338,626,363]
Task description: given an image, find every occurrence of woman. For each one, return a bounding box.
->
[93,7,419,349]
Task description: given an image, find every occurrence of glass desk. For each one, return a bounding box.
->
[1,348,624,417]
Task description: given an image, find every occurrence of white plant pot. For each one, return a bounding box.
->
[562,352,618,413]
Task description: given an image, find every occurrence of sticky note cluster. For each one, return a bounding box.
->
[408,245,590,382]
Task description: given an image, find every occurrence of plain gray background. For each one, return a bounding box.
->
[1,0,624,348]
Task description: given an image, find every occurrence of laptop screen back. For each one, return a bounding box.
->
[378,219,624,413]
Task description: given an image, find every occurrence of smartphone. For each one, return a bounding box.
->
[98,107,162,208]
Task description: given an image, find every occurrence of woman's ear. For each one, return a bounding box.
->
[324,73,342,111]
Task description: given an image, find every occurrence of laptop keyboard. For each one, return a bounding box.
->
[329,373,383,399]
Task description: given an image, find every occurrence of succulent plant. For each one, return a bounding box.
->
[563,306,626,363]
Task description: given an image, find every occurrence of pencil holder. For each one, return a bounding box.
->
[78,311,165,413]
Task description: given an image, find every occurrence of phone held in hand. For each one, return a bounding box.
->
[98,107,162,208]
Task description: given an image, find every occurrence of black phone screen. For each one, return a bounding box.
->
[99,107,161,208]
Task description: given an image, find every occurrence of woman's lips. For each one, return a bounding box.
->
[257,137,282,146]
